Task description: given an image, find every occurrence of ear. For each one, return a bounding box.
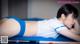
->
[61,14,66,20]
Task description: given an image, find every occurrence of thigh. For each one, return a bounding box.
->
[0,18,20,37]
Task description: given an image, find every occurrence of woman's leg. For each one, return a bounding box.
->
[0,18,20,37]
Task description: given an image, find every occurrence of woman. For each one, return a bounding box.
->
[0,4,80,41]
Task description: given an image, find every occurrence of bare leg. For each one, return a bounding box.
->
[0,18,20,37]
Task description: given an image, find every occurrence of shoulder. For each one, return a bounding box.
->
[48,18,68,32]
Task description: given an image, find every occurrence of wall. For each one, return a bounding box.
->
[8,0,28,19]
[1,0,80,21]
[28,0,61,19]
[1,0,8,18]
[1,0,28,19]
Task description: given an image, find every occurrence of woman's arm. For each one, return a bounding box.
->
[57,19,80,41]
[58,28,80,41]
[70,19,80,34]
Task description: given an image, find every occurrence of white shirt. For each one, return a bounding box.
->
[37,17,68,39]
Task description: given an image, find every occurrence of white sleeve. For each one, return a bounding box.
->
[56,26,68,32]
[54,24,68,33]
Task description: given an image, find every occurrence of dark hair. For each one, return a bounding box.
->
[57,4,78,19]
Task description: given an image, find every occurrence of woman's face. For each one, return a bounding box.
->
[63,13,75,29]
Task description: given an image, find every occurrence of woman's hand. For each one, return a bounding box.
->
[70,19,80,34]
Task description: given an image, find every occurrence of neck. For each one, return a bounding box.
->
[58,18,64,23]
[58,18,71,29]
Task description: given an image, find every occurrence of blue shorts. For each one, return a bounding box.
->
[7,16,26,40]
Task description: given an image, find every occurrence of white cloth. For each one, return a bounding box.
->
[37,17,68,39]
